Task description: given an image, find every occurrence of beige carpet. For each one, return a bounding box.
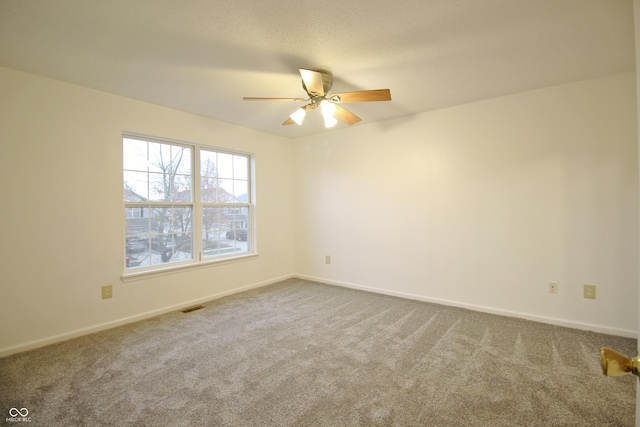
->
[0,278,637,426]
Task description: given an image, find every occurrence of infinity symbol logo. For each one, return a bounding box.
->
[9,408,28,417]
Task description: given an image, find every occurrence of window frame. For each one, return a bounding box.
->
[122,132,256,281]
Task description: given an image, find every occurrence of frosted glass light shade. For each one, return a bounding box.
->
[290,108,306,125]
[320,100,337,128]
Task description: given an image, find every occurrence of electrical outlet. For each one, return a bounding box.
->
[102,285,113,300]
[549,282,558,294]
[325,255,331,265]
[584,284,596,299]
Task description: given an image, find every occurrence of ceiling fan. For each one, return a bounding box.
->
[243,68,391,128]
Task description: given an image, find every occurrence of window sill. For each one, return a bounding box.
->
[121,253,258,283]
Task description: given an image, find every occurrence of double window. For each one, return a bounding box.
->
[123,134,254,273]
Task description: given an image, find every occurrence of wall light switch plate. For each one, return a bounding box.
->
[102,285,113,299]
[583,284,596,299]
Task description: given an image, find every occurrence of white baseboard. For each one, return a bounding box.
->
[0,274,294,358]
[294,274,638,339]
[3,272,634,358]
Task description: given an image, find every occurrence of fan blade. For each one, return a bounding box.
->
[243,97,305,101]
[331,89,391,103]
[334,104,361,126]
[282,117,296,125]
[299,69,325,97]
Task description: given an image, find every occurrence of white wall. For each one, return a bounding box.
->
[0,67,295,355]
[293,72,638,336]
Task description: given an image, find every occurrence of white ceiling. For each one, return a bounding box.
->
[0,0,635,138]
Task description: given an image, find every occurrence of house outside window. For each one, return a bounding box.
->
[123,134,254,272]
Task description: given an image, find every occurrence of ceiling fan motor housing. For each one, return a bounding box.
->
[302,69,333,99]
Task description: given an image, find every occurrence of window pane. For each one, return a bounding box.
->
[161,174,189,201]
[219,179,234,202]
[233,155,248,180]
[126,205,193,269]
[126,236,150,269]
[234,180,248,201]
[174,207,193,233]
[223,206,249,254]
[200,151,217,178]
[151,235,175,266]
[202,207,222,257]
[201,176,219,202]
[126,209,149,236]
[149,172,170,201]
[218,153,233,179]
[174,232,193,261]
[202,206,247,258]
[125,204,151,269]
[147,142,165,174]
[124,171,149,201]
[123,138,149,172]
[238,206,249,228]
[151,206,173,234]
[174,146,192,176]
[202,207,220,233]
[172,173,192,202]
[148,232,193,266]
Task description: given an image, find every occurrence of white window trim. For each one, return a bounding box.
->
[121,132,257,281]
[121,253,259,283]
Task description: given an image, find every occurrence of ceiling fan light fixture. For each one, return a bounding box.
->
[244,68,390,128]
[320,100,338,127]
[290,107,307,125]
[323,115,338,128]
[320,99,336,115]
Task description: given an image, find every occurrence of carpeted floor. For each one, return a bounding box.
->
[1,278,637,426]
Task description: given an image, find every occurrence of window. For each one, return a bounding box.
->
[123,134,254,273]
[200,150,251,259]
